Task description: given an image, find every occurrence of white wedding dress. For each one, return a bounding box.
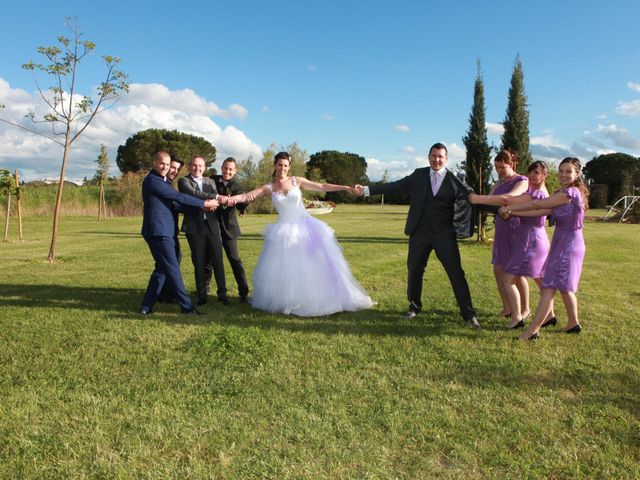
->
[251,178,373,316]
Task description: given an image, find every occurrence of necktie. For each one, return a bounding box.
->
[431,172,440,195]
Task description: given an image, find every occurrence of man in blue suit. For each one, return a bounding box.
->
[140,151,218,315]
[156,155,185,304]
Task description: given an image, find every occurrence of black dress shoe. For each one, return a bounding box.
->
[197,297,208,306]
[468,316,481,329]
[406,303,420,319]
[182,308,204,315]
[541,316,558,328]
[140,306,153,315]
[239,295,249,304]
[565,324,582,334]
[218,297,231,306]
[509,319,525,329]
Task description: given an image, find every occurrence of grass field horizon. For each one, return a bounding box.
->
[1,205,639,478]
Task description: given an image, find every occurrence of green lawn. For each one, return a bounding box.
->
[1,205,638,479]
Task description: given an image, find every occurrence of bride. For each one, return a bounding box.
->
[228,151,373,316]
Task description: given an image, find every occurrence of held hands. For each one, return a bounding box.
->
[498,206,511,220]
[217,195,235,207]
[204,198,219,211]
[353,185,364,197]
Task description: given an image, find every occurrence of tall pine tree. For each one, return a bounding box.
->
[501,54,532,173]
[463,60,492,195]
[462,60,493,240]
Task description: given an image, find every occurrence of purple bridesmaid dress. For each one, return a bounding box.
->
[505,188,550,278]
[541,187,586,293]
[491,175,528,267]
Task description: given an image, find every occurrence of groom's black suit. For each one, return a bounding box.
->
[178,174,227,302]
[369,167,476,321]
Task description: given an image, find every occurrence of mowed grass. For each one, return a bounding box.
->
[1,205,638,479]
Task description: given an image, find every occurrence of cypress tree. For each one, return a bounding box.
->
[462,60,493,240]
[501,54,532,172]
[463,60,493,195]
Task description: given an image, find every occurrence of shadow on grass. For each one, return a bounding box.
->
[73,230,410,245]
[0,283,477,339]
[4,283,638,418]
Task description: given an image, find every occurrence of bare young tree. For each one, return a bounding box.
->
[1,17,129,261]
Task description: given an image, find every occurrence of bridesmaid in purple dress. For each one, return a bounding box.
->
[470,161,557,329]
[500,157,588,340]
[477,150,528,322]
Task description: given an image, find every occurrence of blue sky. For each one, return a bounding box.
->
[1,0,639,182]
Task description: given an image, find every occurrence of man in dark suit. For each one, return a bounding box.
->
[212,157,249,303]
[157,155,185,304]
[356,143,480,328]
[178,156,228,306]
[140,151,217,315]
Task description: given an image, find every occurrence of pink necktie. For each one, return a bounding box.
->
[431,173,440,195]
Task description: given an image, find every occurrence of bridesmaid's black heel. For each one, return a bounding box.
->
[541,316,558,328]
[565,324,582,334]
[509,320,525,329]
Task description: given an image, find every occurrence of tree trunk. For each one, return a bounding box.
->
[16,170,23,240]
[3,194,10,243]
[48,136,71,263]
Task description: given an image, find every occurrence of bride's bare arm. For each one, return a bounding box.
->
[229,184,270,204]
[296,177,354,193]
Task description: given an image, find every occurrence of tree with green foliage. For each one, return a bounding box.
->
[584,152,640,204]
[116,129,216,174]
[462,60,493,240]
[0,169,14,195]
[1,169,23,242]
[501,55,532,173]
[0,18,128,261]
[95,144,110,219]
[307,150,369,203]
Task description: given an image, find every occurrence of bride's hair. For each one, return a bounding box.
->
[272,151,291,179]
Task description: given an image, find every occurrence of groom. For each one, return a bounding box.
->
[355,143,479,328]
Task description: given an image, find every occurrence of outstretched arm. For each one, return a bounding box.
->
[499,190,571,215]
[509,208,552,218]
[469,191,534,206]
[296,177,354,194]
[229,184,270,204]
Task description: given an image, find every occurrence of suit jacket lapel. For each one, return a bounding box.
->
[186,174,200,191]
[425,168,434,198]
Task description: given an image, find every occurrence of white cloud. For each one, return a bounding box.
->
[393,124,410,133]
[307,64,317,72]
[486,122,504,135]
[445,142,466,169]
[627,81,640,92]
[400,145,415,154]
[594,113,608,119]
[616,99,640,116]
[595,123,640,149]
[122,83,248,120]
[321,113,335,121]
[261,106,270,112]
[530,133,568,149]
[0,78,262,182]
